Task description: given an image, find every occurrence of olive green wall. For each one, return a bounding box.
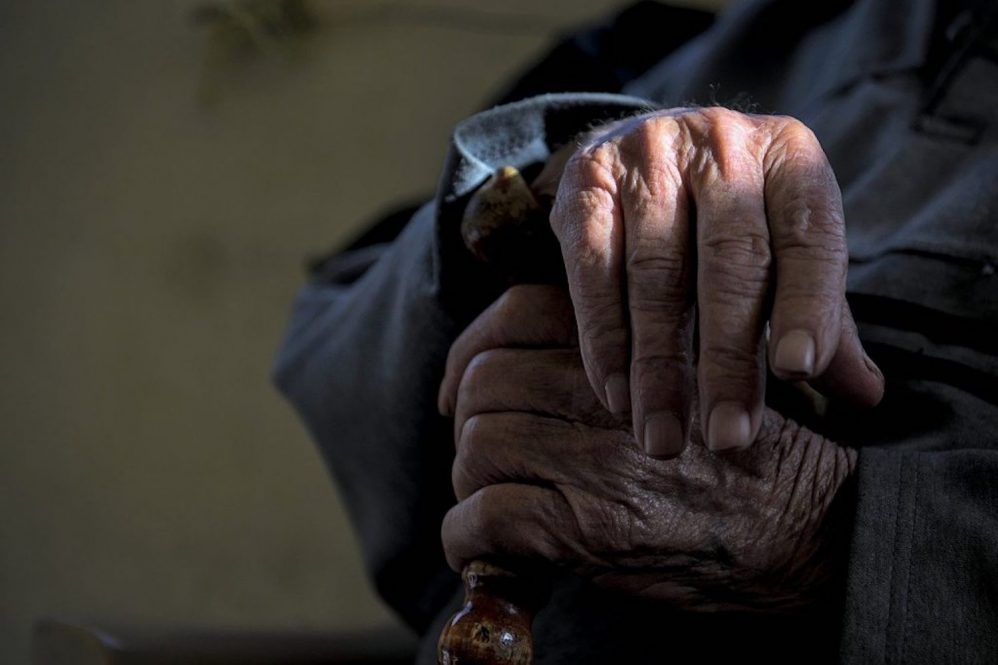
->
[0,1,727,663]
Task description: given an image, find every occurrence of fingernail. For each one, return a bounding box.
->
[774,329,816,376]
[644,412,684,457]
[604,373,631,414]
[437,385,453,417]
[863,351,884,382]
[707,402,752,450]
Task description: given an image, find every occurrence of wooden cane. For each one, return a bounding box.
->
[437,165,561,665]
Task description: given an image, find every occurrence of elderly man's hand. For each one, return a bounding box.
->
[547,107,883,455]
[440,285,857,611]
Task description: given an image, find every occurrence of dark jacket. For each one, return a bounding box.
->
[274,0,998,661]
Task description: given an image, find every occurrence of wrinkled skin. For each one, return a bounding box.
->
[440,285,857,612]
[542,107,884,455]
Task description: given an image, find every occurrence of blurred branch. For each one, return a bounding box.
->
[191,0,316,59]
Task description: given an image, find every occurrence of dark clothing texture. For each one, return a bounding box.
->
[273,0,998,662]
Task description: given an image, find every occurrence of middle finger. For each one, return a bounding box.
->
[691,128,770,451]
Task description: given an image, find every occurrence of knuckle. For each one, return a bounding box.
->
[570,182,616,214]
[505,282,545,300]
[458,413,488,458]
[764,114,819,146]
[458,356,487,398]
[618,118,683,163]
[471,488,505,540]
[701,231,773,281]
[684,107,752,150]
[453,415,507,501]
[451,453,493,504]
[627,245,686,277]
[552,187,607,240]
[464,348,505,379]
[774,290,841,325]
[554,152,617,211]
[764,116,825,171]
[578,303,627,359]
[494,284,533,322]
[701,341,761,378]
[779,236,847,268]
[573,274,622,311]
[630,351,692,411]
[703,227,771,259]
[621,163,684,204]
[494,285,575,344]
[773,206,846,256]
[704,273,769,305]
[697,105,743,127]
[457,349,505,404]
[630,116,664,146]
[624,125,663,167]
[576,191,615,224]
[505,281,561,311]
[560,189,617,246]
[632,349,692,373]
[771,115,818,145]
[626,251,691,312]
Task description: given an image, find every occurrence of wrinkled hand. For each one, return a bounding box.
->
[440,285,857,611]
[548,107,883,455]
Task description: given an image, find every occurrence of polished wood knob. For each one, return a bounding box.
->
[459,165,564,286]
[437,561,546,665]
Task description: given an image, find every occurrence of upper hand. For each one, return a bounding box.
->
[548,107,883,455]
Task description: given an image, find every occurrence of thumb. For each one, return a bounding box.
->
[807,303,885,409]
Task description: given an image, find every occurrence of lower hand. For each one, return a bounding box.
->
[441,285,857,611]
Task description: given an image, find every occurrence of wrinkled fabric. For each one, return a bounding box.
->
[274,0,998,661]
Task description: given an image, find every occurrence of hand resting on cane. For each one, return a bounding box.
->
[439,284,858,611]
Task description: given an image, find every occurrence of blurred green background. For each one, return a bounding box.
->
[0,1,725,662]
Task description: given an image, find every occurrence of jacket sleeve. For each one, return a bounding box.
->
[843,446,998,662]
[838,379,998,663]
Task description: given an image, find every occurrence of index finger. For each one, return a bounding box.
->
[437,285,575,416]
[550,145,630,416]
